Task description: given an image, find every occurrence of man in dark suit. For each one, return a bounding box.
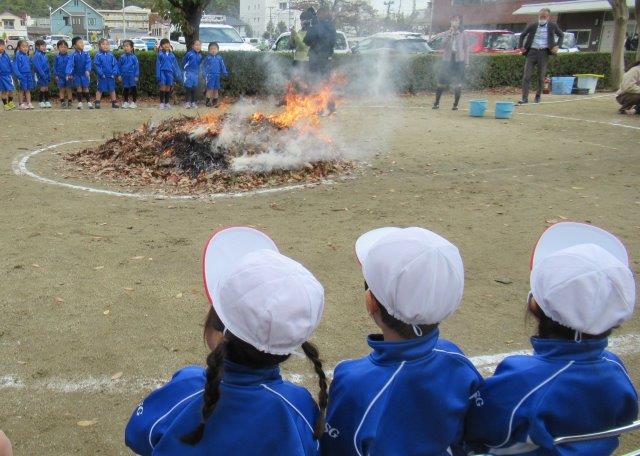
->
[518,8,564,104]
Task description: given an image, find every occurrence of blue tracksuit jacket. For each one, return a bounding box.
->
[0,52,14,91]
[118,52,139,88]
[155,50,181,86]
[182,49,202,88]
[321,329,483,456]
[465,337,639,455]
[94,50,119,92]
[32,49,50,86]
[54,52,71,87]
[65,50,92,87]
[126,361,320,455]
[203,54,228,89]
[12,50,34,90]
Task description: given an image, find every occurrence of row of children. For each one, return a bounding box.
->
[0,36,227,111]
[123,222,638,455]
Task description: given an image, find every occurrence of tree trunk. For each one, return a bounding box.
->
[608,0,629,89]
[181,3,205,49]
[636,0,640,61]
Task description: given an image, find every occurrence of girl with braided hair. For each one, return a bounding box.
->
[125,226,327,455]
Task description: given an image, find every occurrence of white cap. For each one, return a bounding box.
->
[203,227,324,355]
[355,227,464,325]
[530,222,635,334]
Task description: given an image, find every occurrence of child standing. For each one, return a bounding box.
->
[182,40,202,109]
[94,38,119,109]
[125,226,327,455]
[54,40,72,108]
[12,40,34,110]
[155,38,181,109]
[203,42,228,107]
[118,40,139,109]
[465,222,638,455]
[0,39,16,111]
[65,36,93,109]
[32,39,51,108]
[321,227,482,455]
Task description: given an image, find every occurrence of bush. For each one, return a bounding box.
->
[42,50,637,97]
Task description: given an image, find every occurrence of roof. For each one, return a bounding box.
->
[97,6,151,13]
[0,11,22,19]
[513,0,635,15]
[52,0,104,18]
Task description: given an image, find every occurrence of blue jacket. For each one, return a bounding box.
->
[182,49,202,77]
[12,50,32,78]
[126,361,320,456]
[322,330,483,456]
[32,49,50,81]
[54,52,70,79]
[94,51,119,78]
[118,52,139,77]
[465,337,639,455]
[155,50,181,79]
[0,52,12,76]
[66,50,91,77]
[203,54,228,77]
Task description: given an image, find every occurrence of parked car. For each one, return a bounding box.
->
[429,30,520,54]
[352,32,432,55]
[271,30,350,54]
[170,40,187,51]
[135,36,160,50]
[45,34,72,51]
[512,31,579,53]
[130,39,148,52]
[6,35,34,51]
[199,23,259,51]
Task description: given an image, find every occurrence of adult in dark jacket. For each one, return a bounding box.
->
[303,7,337,81]
[518,8,563,104]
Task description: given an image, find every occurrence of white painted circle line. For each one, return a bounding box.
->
[12,140,338,200]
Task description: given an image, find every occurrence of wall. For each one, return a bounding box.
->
[558,11,603,51]
[0,12,28,37]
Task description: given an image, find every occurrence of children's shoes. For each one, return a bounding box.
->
[122,101,130,109]
[129,102,137,109]
[77,102,83,110]
[27,103,34,110]
[87,102,94,109]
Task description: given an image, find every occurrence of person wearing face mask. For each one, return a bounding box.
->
[433,14,469,110]
[518,8,563,104]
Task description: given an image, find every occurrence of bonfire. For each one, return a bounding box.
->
[65,80,351,194]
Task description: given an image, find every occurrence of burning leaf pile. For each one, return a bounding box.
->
[65,85,352,195]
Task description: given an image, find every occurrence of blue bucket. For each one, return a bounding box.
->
[551,76,575,95]
[469,99,488,117]
[495,101,515,119]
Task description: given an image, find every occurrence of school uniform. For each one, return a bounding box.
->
[465,337,639,455]
[182,49,202,89]
[94,50,119,93]
[155,50,181,86]
[322,329,482,456]
[66,49,92,88]
[118,52,139,88]
[203,54,228,90]
[0,52,14,92]
[54,52,71,88]
[12,50,34,91]
[32,49,50,87]
[127,361,320,456]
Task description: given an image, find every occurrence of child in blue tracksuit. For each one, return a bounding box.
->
[203,42,228,107]
[322,227,483,456]
[465,222,638,455]
[182,40,202,108]
[125,226,327,456]
[32,39,51,108]
[155,38,181,109]
[66,36,93,109]
[12,40,33,109]
[54,40,72,108]
[118,40,139,109]
[0,39,16,111]
[93,38,119,109]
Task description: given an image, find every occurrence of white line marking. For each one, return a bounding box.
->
[515,112,640,130]
[12,140,339,200]
[1,333,638,394]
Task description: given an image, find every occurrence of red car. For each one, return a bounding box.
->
[429,30,520,54]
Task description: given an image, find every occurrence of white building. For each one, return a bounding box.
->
[150,19,171,38]
[239,0,300,36]
[0,11,28,38]
[98,5,150,32]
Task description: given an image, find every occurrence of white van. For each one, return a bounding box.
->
[199,23,259,52]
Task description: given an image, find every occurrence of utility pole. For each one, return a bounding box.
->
[48,5,53,35]
[85,3,89,42]
[268,6,275,39]
[122,0,126,40]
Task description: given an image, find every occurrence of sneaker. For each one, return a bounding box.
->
[94,101,101,109]
[111,102,119,109]
[122,101,130,109]
[432,104,439,109]
[46,101,52,108]
[77,102,83,110]
[159,103,166,109]
[20,103,28,110]
[87,102,94,109]
[27,103,34,110]
[67,101,73,109]
[3,103,10,111]
[452,105,459,111]
[60,101,67,108]
[165,103,171,109]
[39,101,45,108]
[534,94,541,103]
[129,102,137,109]
[517,99,528,105]
[184,102,192,109]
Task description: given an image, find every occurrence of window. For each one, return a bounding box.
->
[63,16,70,26]
[274,35,290,50]
[566,29,590,48]
[74,0,79,5]
[3,19,15,29]
[20,20,25,26]
[279,2,287,10]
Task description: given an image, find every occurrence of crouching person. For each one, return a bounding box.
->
[617,60,640,115]
[322,227,482,455]
[465,222,638,455]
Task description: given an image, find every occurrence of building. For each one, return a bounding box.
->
[98,5,151,32]
[50,0,105,38]
[0,11,28,38]
[431,0,545,32]
[239,0,301,36]
[514,0,636,51]
[150,17,171,38]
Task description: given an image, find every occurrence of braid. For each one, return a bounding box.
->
[301,341,328,439]
[181,339,226,444]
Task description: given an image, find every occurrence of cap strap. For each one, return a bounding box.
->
[412,325,423,337]
[574,331,582,343]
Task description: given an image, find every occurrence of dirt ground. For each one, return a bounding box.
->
[1,92,639,455]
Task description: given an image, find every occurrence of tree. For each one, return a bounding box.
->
[245,24,254,38]
[636,0,640,61]
[263,20,275,40]
[206,0,240,17]
[607,0,629,89]
[153,0,213,48]
[335,0,378,36]
[277,20,288,34]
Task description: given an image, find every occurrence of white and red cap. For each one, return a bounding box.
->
[355,227,464,325]
[203,226,324,355]
[530,222,635,335]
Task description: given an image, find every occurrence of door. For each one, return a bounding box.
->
[599,21,614,52]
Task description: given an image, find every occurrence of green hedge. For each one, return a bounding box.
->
[41,50,636,96]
